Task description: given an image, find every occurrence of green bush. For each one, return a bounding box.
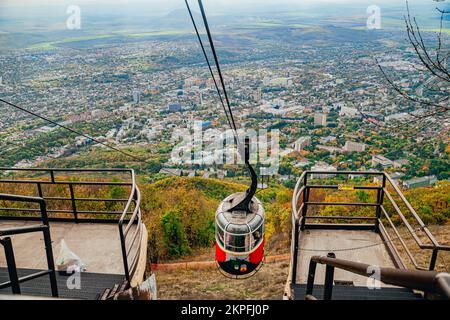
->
[161,209,191,257]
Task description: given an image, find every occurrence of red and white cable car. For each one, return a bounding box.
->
[183,0,266,278]
[215,138,265,277]
[215,194,265,276]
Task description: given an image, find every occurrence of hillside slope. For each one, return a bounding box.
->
[139,177,292,262]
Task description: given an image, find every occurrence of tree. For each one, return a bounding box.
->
[356,190,370,203]
[161,209,191,257]
[362,0,449,131]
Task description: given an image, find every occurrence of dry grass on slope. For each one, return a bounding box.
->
[154,260,289,300]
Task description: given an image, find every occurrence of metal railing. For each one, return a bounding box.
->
[118,170,144,283]
[0,193,58,297]
[305,254,450,300]
[0,168,145,286]
[0,168,135,223]
[290,171,450,287]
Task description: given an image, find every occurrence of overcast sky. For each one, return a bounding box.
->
[0,0,443,19]
[0,0,435,10]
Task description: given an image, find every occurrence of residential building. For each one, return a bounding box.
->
[293,136,311,152]
[344,141,366,152]
[168,103,182,112]
[403,176,438,189]
[340,106,359,118]
[317,145,343,154]
[393,159,410,169]
[371,155,394,169]
[314,113,327,126]
[311,161,337,179]
[319,136,337,144]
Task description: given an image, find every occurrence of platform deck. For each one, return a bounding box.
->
[0,268,124,299]
[0,221,124,275]
[295,229,396,287]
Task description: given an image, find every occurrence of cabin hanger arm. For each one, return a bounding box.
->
[229,137,258,213]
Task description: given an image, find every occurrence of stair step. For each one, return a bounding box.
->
[292,284,423,300]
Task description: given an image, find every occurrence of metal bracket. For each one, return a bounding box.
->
[229,137,258,213]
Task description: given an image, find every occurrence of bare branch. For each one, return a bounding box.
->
[376,59,450,110]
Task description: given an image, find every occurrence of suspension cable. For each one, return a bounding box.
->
[196,0,239,137]
[0,98,181,177]
[184,0,235,139]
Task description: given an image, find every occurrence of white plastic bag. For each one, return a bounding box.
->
[148,274,157,300]
[56,239,86,272]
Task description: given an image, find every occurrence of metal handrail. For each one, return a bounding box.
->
[435,273,450,298]
[306,255,450,300]
[385,173,439,245]
[0,193,58,297]
[289,171,449,292]
[290,172,306,285]
[0,168,136,221]
[381,175,450,270]
[0,168,145,286]
[117,169,144,283]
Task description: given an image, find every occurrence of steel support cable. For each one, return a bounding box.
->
[2,103,448,268]
[184,0,235,140]
[197,0,240,138]
[298,234,404,253]
[0,98,180,178]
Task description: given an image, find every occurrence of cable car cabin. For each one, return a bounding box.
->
[215,192,265,277]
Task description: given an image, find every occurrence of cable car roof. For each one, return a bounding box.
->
[216,193,264,233]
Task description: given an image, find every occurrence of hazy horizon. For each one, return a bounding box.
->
[0,0,446,50]
[0,0,443,17]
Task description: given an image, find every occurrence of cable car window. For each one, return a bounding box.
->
[216,227,224,247]
[248,214,263,232]
[252,224,264,247]
[225,234,250,252]
[216,212,228,230]
[226,223,249,235]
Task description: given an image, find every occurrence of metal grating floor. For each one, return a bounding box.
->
[0,268,125,300]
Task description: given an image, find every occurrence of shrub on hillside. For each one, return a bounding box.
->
[161,209,191,257]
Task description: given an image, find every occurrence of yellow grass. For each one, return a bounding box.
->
[154,260,289,300]
[154,225,449,300]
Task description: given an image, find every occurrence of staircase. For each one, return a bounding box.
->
[288,171,450,301]
[0,267,125,300]
[292,284,422,300]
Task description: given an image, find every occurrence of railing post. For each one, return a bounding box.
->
[69,184,78,223]
[375,174,386,231]
[305,259,318,297]
[36,182,43,198]
[0,237,21,294]
[39,200,49,226]
[301,174,308,230]
[429,248,438,271]
[323,252,336,300]
[42,227,59,297]
[119,224,131,283]
[39,201,58,297]
[292,218,299,285]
